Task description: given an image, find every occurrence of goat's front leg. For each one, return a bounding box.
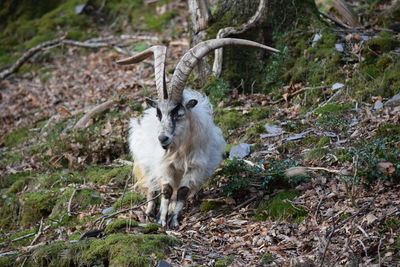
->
[157,184,172,227]
[169,186,190,228]
[145,191,158,219]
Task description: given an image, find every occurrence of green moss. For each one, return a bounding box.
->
[304,148,329,163]
[366,32,400,54]
[199,200,221,212]
[0,194,19,230]
[249,107,271,121]
[317,136,330,147]
[143,10,178,32]
[0,171,31,189]
[21,190,57,227]
[214,110,247,135]
[83,234,179,266]
[316,103,353,115]
[50,188,102,225]
[261,253,273,264]
[105,219,139,234]
[335,149,352,163]
[0,151,24,168]
[112,191,144,210]
[85,166,132,185]
[141,222,160,234]
[0,255,16,267]
[1,127,31,147]
[215,255,234,267]
[375,123,400,139]
[256,191,307,222]
[3,229,36,247]
[26,232,178,266]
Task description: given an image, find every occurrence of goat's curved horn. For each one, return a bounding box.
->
[117,46,168,99]
[168,38,280,103]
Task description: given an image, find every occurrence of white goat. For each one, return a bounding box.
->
[117,38,279,228]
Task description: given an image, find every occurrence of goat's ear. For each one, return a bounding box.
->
[145,98,158,108]
[185,99,198,109]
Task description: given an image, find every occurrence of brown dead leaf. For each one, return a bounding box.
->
[376,162,395,176]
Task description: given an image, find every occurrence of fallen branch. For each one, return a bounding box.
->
[0,34,162,81]
[0,232,36,247]
[213,0,266,76]
[0,37,65,80]
[319,11,356,31]
[74,99,116,129]
[94,193,161,223]
[30,218,44,246]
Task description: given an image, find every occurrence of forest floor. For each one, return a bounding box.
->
[1,0,400,266]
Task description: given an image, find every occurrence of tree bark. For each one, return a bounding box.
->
[188,0,320,92]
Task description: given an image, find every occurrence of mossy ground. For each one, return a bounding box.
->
[256,191,307,223]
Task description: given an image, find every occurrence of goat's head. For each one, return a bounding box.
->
[117,38,279,149]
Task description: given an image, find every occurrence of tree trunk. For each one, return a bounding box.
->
[188,0,320,92]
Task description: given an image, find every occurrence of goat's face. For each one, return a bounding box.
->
[145,98,198,149]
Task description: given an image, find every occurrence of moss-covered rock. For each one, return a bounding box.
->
[20,190,57,227]
[200,200,221,212]
[105,219,139,234]
[84,166,132,185]
[256,191,307,222]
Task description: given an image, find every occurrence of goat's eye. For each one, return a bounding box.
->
[156,108,162,120]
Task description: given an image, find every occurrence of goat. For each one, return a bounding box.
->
[117,38,279,228]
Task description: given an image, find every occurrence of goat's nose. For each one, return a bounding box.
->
[158,135,169,144]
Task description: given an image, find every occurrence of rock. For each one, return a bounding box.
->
[323,131,337,138]
[312,33,322,47]
[331,82,344,90]
[229,143,251,159]
[374,100,383,110]
[101,207,114,215]
[286,131,310,141]
[335,43,344,52]
[75,4,86,14]
[264,123,283,135]
[156,260,172,267]
[385,93,400,107]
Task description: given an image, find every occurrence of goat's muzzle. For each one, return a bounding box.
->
[158,135,171,149]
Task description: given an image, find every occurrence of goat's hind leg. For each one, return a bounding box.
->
[169,186,190,228]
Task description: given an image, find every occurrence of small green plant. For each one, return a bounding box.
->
[214,158,307,198]
[203,76,231,106]
[346,136,400,182]
[256,191,307,222]
[215,255,234,267]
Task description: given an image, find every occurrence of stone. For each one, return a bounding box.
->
[229,143,251,159]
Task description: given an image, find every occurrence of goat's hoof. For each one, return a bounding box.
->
[156,217,167,227]
[168,217,180,229]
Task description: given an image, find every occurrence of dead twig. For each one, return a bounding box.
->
[0,232,36,247]
[74,99,116,129]
[68,189,80,217]
[233,195,259,211]
[306,89,342,118]
[30,218,44,246]
[94,193,161,224]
